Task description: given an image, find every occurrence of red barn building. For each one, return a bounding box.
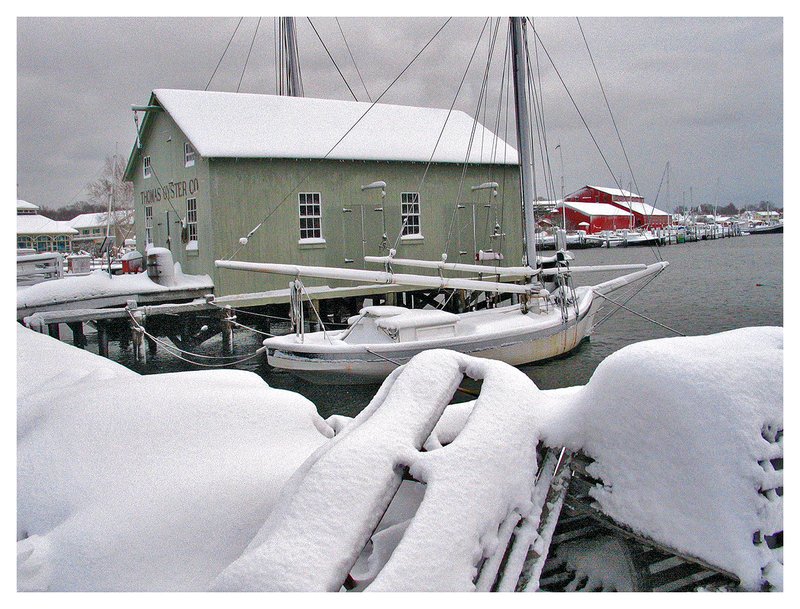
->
[565,185,670,228]
[554,200,632,233]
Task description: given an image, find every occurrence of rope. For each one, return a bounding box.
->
[592,270,661,327]
[336,17,372,102]
[227,318,280,337]
[395,17,493,252]
[576,17,641,199]
[444,18,493,257]
[126,310,266,366]
[592,289,685,337]
[307,17,359,101]
[528,26,633,219]
[205,17,244,90]
[208,300,350,327]
[222,17,453,262]
[236,17,262,93]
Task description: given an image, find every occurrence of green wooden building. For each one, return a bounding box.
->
[123,89,522,297]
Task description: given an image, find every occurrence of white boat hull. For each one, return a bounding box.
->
[266,289,598,384]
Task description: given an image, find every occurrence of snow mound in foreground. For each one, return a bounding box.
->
[17,325,783,591]
[541,327,783,590]
[16,325,333,591]
[214,328,782,592]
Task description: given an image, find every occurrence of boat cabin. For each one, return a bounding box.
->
[344,306,459,344]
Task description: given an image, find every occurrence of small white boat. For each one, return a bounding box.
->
[584,230,624,248]
[747,221,783,235]
[617,229,661,246]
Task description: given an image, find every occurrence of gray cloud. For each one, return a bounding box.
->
[17,16,782,211]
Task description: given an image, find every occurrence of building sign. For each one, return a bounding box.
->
[140,178,199,205]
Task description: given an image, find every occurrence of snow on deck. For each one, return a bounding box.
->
[17,266,212,311]
[17,325,783,591]
[16,325,333,591]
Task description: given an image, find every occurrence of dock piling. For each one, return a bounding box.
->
[67,322,87,349]
[222,305,235,355]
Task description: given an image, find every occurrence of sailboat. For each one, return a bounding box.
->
[215,17,669,384]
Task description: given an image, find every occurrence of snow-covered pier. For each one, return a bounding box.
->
[17,323,782,592]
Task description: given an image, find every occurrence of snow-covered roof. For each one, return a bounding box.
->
[17,199,40,211]
[613,200,670,217]
[151,89,519,166]
[68,211,132,230]
[17,214,78,236]
[557,200,632,217]
[587,185,642,199]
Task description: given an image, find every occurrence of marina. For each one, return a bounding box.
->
[16,14,784,594]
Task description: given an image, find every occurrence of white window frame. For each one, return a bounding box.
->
[298,192,323,242]
[184,142,195,167]
[143,155,152,179]
[186,198,198,244]
[145,205,153,245]
[401,192,422,238]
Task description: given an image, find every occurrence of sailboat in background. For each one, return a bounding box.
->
[216,17,668,384]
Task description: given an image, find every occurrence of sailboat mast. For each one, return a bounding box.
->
[279,17,304,97]
[510,17,537,268]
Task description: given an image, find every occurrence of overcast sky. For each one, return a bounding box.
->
[16,15,783,212]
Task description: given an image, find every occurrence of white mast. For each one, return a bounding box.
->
[510,17,537,268]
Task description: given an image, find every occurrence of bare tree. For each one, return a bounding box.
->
[85,155,135,241]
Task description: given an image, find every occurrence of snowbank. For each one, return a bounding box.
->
[17,325,333,591]
[17,325,783,591]
[538,326,783,590]
[213,328,782,592]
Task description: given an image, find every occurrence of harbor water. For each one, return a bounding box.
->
[96,234,783,418]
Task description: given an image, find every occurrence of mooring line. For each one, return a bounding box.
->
[126,310,265,367]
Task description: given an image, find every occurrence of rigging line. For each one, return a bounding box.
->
[530,19,559,206]
[593,287,685,336]
[651,161,668,208]
[400,17,491,254]
[205,17,244,91]
[496,39,513,258]
[223,17,453,262]
[227,318,281,337]
[526,21,556,204]
[527,24,549,203]
[575,17,661,250]
[445,18,494,257]
[592,271,659,327]
[237,17,262,93]
[336,17,372,102]
[529,27,631,211]
[147,163,184,220]
[576,17,641,198]
[307,17,359,101]
[273,18,278,93]
[212,303,350,327]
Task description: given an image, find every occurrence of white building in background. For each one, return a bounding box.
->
[68,211,134,255]
[16,200,78,253]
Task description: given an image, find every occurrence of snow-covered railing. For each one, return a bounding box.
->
[17,252,64,286]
